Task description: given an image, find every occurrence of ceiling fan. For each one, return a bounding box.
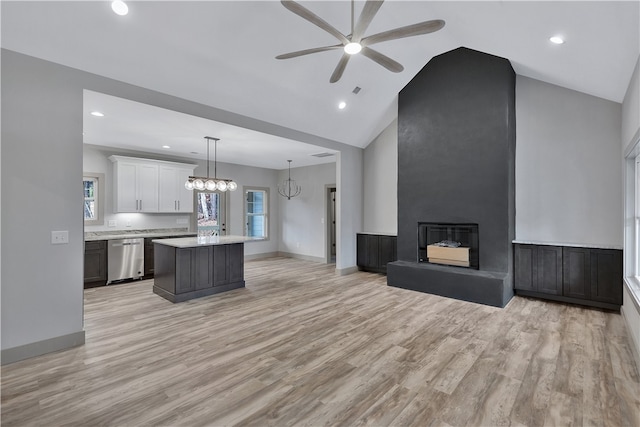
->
[276,0,445,83]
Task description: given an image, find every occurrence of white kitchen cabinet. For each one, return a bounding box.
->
[110,157,159,212]
[158,165,195,213]
[110,156,196,214]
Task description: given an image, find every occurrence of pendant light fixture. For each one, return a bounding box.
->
[185,136,237,192]
[278,160,301,200]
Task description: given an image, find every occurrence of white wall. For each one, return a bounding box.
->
[278,162,336,260]
[363,118,397,234]
[515,76,623,247]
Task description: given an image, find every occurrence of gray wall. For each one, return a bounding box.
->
[1,49,362,361]
[278,162,336,261]
[515,76,622,247]
[363,118,397,234]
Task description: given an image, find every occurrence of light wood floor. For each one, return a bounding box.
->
[2,257,639,426]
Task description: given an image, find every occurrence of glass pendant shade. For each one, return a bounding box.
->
[184,181,194,190]
[193,179,205,190]
[227,181,237,191]
[216,181,228,192]
[205,180,216,191]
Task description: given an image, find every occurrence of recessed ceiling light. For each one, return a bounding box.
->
[162,145,171,149]
[90,111,104,117]
[549,36,564,45]
[111,0,128,16]
[338,101,347,110]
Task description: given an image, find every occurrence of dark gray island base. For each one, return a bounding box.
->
[152,236,259,303]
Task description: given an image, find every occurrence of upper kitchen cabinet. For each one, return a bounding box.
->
[158,165,195,213]
[109,156,196,214]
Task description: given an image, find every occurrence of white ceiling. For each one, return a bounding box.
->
[83,90,338,169]
[2,1,639,166]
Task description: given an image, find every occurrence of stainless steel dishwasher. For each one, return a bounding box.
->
[107,238,144,284]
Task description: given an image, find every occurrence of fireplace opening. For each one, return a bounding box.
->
[417,223,479,269]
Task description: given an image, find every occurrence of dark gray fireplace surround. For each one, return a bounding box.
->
[387,47,516,308]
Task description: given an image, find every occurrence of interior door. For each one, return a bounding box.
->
[196,192,226,236]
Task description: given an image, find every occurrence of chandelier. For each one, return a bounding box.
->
[278,160,301,200]
[185,136,237,192]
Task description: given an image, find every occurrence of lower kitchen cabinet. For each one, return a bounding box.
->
[514,243,622,310]
[357,233,397,274]
[84,240,107,288]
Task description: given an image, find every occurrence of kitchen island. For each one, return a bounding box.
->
[152,235,261,303]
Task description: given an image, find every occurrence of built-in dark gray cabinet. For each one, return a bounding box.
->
[357,233,397,274]
[514,244,562,295]
[514,243,622,310]
[84,240,107,288]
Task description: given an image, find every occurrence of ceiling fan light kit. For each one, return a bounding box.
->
[276,0,445,83]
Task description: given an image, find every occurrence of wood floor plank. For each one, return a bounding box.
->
[1,257,638,426]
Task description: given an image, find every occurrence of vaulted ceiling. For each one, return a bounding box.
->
[2,1,638,167]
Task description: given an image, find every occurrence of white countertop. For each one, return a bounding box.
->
[512,240,623,250]
[153,235,263,248]
[85,229,195,241]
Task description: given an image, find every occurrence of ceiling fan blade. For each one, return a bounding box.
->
[360,47,404,73]
[276,44,343,60]
[281,1,349,44]
[330,53,351,83]
[352,0,384,42]
[362,19,445,46]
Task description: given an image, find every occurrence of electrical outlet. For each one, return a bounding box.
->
[126,220,132,227]
[108,220,117,227]
[176,218,189,225]
[51,230,69,245]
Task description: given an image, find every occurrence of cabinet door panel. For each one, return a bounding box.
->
[563,247,590,299]
[537,246,562,295]
[137,164,158,212]
[213,245,229,286]
[228,244,244,283]
[115,162,138,212]
[158,166,178,212]
[175,249,195,294]
[176,168,194,213]
[84,244,107,284]
[366,235,379,268]
[590,249,622,305]
[379,236,396,270]
[194,246,212,290]
[514,244,536,291]
[356,234,367,267]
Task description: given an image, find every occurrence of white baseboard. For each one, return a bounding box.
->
[1,330,85,365]
[276,251,327,263]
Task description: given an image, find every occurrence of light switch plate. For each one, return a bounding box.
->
[108,220,117,227]
[51,230,69,244]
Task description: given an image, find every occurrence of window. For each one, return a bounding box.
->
[83,173,104,225]
[244,187,268,239]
